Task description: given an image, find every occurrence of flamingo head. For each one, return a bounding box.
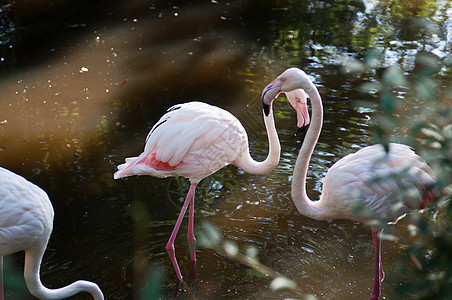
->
[262,68,311,134]
[285,89,310,135]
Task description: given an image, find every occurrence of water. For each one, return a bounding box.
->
[0,0,450,299]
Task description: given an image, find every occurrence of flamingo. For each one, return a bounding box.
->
[0,167,104,300]
[262,68,439,300]
[114,100,308,281]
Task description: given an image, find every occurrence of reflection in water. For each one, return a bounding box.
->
[0,0,450,299]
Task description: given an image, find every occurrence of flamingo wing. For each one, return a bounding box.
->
[319,143,436,223]
[114,102,248,181]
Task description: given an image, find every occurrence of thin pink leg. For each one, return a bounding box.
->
[1,256,4,300]
[187,185,196,262]
[166,183,197,281]
[370,229,384,300]
[372,229,385,281]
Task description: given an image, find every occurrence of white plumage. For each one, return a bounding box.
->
[0,167,104,300]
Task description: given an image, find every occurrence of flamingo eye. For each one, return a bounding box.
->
[296,97,301,103]
[280,76,286,82]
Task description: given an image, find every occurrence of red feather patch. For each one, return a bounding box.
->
[140,153,178,171]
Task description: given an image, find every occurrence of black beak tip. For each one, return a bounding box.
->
[294,125,308,136]
[263,103,270,116]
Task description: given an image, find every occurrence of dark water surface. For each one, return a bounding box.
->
[0,0,450,299]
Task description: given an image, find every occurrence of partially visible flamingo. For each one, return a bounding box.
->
[262,68,439,300]
[114,100,308,281]
[0,167,104,300]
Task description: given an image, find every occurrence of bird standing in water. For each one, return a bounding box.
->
[262,68,439,300]
[114,100,307,281]
[0,167,104,300]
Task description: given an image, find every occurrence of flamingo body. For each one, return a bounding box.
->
[262,68,439,300]
[115,100,285,281]
[114,102,248,183]
[0,167,53,257]
[0,167,104,300]
[317,143,436,223]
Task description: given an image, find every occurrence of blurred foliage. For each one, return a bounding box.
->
[344,18,452,297]
[197,220,303,294]
[1,256,31,299]
[139,263,164,300]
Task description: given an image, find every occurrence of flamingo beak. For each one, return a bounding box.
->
[285,89,310,136]
[294,100,310,135]
[261,78,282,116]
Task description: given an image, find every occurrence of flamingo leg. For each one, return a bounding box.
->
[166,183,197,281]
[187,186,196,262]
[1,256,3,300]
[370,229,384,300]
[372,229,385,281]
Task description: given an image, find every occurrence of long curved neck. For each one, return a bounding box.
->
[291,84,327,220]
[235,105,281,175]
[24,245,104,300]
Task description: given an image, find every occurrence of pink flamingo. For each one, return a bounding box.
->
[114,100,308,281]
[0,167,104,300]
[262,68,439,300]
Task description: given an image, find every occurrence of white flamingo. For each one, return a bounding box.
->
[262,68,439,300]
[114,100,309,281]
[0,167,104,300]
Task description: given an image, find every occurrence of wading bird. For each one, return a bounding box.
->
[114,100,308,281]
[262,68,439,300]
[0,167,104,300]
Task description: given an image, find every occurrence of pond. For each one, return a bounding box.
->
[0,0,450,299]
